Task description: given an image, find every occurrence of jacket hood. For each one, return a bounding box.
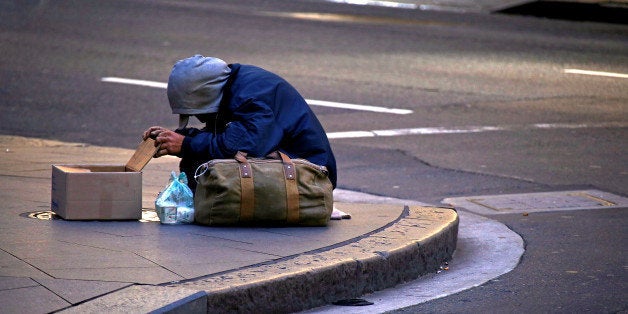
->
[167,55,231,116]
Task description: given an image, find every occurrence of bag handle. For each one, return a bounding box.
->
[234,151,299,224]
[234,151,296,181]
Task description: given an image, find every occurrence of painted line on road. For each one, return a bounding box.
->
[305,99,412,114]
[102,77,167,88]
[101,77,413,115]
[101,76,624,139]
[564,68,628,79]
[324,0,419,9]
[327,126,504,139]
[322,0,469,12]
[327,122,626,139]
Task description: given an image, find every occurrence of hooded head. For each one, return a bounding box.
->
[167,55,231,127]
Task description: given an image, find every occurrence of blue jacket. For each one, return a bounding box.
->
[179,64,337,188]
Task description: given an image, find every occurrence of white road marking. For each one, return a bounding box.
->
[101,77,167,88]
[305,99,413,114]
[327,122,626,139]
[101,77,624,139]
[327,126,504,139]
[101,77,413,115]
[324,0,419,9]
[564,69,628,79]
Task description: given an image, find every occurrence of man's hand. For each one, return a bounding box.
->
[142,126,184,157]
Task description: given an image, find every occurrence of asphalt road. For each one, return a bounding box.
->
[1,0,626,312]
[390,208,626,313]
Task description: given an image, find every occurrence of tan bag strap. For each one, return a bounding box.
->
[235,151,300,224]
[235,151,254,222]
[278,152,300,224]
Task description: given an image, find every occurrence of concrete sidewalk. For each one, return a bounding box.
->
[0,135,458,313]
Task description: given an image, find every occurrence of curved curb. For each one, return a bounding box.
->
[308,210,524,313]
[167,204,458,313]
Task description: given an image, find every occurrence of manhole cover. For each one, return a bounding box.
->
[443,189,628,215]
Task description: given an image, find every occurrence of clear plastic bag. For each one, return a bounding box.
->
[155,171,194,224]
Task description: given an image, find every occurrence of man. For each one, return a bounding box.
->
[143,55,337,193]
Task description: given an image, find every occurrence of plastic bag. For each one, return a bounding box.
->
[155,171,194,224]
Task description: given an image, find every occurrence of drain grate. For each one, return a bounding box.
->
[22,210,61,220]
[443,189,628,215]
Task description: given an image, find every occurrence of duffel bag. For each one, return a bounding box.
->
[193,151,333,226]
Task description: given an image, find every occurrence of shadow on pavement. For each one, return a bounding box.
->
[497,1,628,24]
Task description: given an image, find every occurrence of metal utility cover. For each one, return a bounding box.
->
[443,190,628,215]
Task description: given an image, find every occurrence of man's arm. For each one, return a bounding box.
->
[179,100,281,160]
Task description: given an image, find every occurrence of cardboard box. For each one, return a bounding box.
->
[51,165,142,220]
[51,138,157,220]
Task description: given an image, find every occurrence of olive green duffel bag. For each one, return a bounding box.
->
[193,151,333,226]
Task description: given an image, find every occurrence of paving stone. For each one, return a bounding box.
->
[0,276,39,291]
[0,285,70,314]
[0,251,54,279]
[59,285,207,314]
[34,278,131,305]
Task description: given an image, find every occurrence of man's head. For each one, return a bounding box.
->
[167,55,231,128]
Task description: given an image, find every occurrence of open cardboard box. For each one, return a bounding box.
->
[51,138,158,220]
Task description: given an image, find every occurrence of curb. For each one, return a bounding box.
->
[171,205,458,313]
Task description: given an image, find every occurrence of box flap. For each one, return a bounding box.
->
[54,166,92,173]
[125,138,158,172]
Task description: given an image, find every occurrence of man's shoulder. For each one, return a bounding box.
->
[230,64,286,87]
[232,64,274,76]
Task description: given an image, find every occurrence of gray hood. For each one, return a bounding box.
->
[167,55,231,119]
